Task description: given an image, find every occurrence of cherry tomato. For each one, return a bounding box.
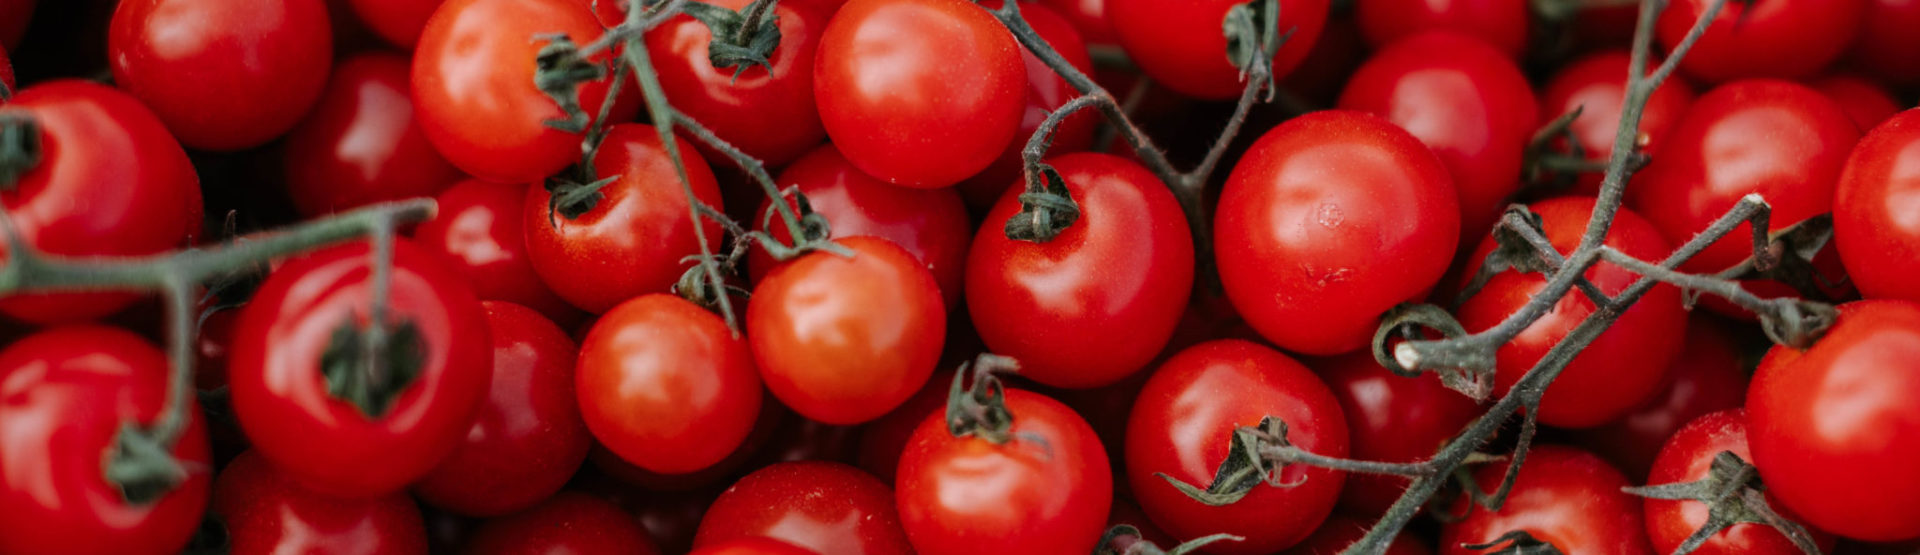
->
[897,387,1112,555]
[229,240,492,498]
[1643,409,1836,555]
[1440,446,1652,554]
[1315,352,1480,515]
[1537,50,1696,194]
[108,0,332,150]
[748,237,945,424]
[1747,299,1920,541]
[968,152,1193,387]
[1038,0,1114,44]
[1217,110,1460,355]
[1849,0,1920,88]
[813,0,1026,188]
[467,492,660,555]
[1836,109,1920,303]
[1356,0,1527,59]
[0,0,29,50]
[648,0,828,167]
[0,80,201,324]
[579,293,761,474]
[284,52,461,218]
[691,537,820,555]
[694,461,912,554]
[214,450,428,554]
[855,369,954,485]
[413,179,579,323]
[0,326,212,555]
[1339,32,1538,244]
[1286,514,1432,555]
[1108,0,1328,99]
[523,123,725,313]
[956,1,1096,210]
[1128,339,1348,554]
[590,399,784,492]
[1658,0,1863,83]
[1629,79,1859,275]
[1571,317,1748,479]
[1813,74,1904,132]
[350,0,443,48]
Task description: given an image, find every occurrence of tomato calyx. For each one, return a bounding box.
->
[542,168,623,226]
[1623,451,1824,555]
[1460,530,1564,555]
[533,33,610,134]
[1094,525,1243,555]
[943,353,1024,445]
[1004,163,1081,243]
[103,422,192,505]
[1221,0,1289,98]
[1156,415,1321,506]
[319,317,428,418]
[0,111,42,190]
[1374,303,1495,402]
[682,0,783,80]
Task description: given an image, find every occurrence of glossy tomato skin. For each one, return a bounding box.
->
[1748,300,1920,541]
[1128,340,1349,554]
[1835,109,1920,303]
[0,80,201,324]
[1850,0,1920,88]
[1109,0,1327,99]
[524,124,725,313]
[0,326,213,555]
[1658,0,1863,83]
[350,0,443,48]
[1315,352,1480,515]
[108,0,331,150]
[749,145,972,311]
[416,302,590,517]
[968,152,1193,387]
[413,0,633,183]
[1571,317,1748,479]
[748,237,945,425]
[1355,0,1527,59]
[466,492,660,555]
[814,0,1024,188]
[956,2,1096,210]
[1441,446,1653,554]
[580,293,762,474]
[284,52,461,217]
[1285,514,1431,555]
[1537,50,1695,195]
[897,388,1112,555]
[1812,75,1903,132]
[691,537,819,555]
[1217,110,1460,356]
[648,0,828,167]
[229,240,492,498]
[1643,410,1836,555]
[413,179,578,323]
[694,461,913,555]
[1455,197,1687,428]
[1339,32,1537,244]
[214,450,429,554]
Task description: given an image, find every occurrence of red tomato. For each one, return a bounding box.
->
[0,80,201,324]
[1355,0,1527,59]
[1849,0,1920,88]
[748,237,945,425]
[956,1,1096,210]
[413,0,633,183]
[214,450,428,554]
[1658,0,1863,83]
[1454,197,1687,428]
[0,0,29,49]
[350,0,443,48]
[749,144,972,311]
[590,399,784,492]
[855,368,954,485]
[1629,79,1859,275]
[1813,74,1904,132]
[0,326,212,555]
[413,179,579,323]
[416,302,590,517]
[1037,0,1115,44]
[1747,299,1920,541]
[284,52,461,217]
[813,0,1026,188]
[1440,446,1653,554]
[229,240,492,498]
[1285,514,1432,555]
[1127,340,1348,554]
[968,152,1193,387]
[1571,317,1748,479]
[1108,0,1329,99]
[523,123,725,313]
[579,293,762,474]
[694,462,912,554]
[1836,109,1920,303]
[648,0,828,167]
[1216,110,1460,356]
[1315,352,1480,515]
[108,0,332,150]
[1537,50,1696,194]
[1643,409,1836,555]
[467,492,660,555]
[1339,32,1538,244]
[691,537,819,555]
[897,387,1112,555]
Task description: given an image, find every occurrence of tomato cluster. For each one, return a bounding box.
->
[4,0,1920,554]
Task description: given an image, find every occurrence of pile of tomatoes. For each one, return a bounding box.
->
[4,0,1920,553]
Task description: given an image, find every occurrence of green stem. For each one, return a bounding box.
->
[669,108,806,242]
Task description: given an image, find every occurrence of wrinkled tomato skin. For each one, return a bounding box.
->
[1286,514,1431,555]
[1835,109,1920,303]
[1658,0,1863,83]
[1571,317,1748,479]
[413,179,579,324]
[579,294,762,475]
[1812,75,1903,132]
[1355,0,1527,59]
[466,492,660,555]
[108,0,332,151]
[214,450,429,554]
[1314,352,1480,515]
[648,0,828,167]
[284,52,461,218]
[1643,410,1836,555]
[1748,300,1920,541]
[1537,50,1695,195]
[694,461,913,555]
[1108,0,1328,99]
[956,2,1096,210]
[1441,446,1653,554]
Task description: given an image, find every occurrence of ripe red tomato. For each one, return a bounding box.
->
[1537,50,1696,194]
[350,0,443,48]
[1747,299,1920,541]
[648,0,829,167]
[813,0,1026,188]
[229,240,492,498]
[1836,109,1920,303]
[466,492,660,555]
[523,123,725,314]
[1629,79,1860,276]
[1571,317,1748,479]
[415,302,590,517]
[1440,446,1653,554]
[0,326,212,555]
[897,387,1112,555]
[1216,110,1460,356]
[1339,32,1538,244]
[694,461,913,554]
[1286,514,1432,555]
[1850,0,1920,88]
[1454,196,1687,428]
[968,152,1193,387]
[413,179,579,323]
[1643,409,1836,555]
[1038,0,1115,43]
[855,368,954,485]
[0,80,201,324]
[1355,0,1527,59]
[1813,74,1904,132]
[1128,339,1348,554]
[214,450,428,554]
[284,52,461,218]
[1315,352,1480,515]
[413,0,633,183]
[1658,0,1863,83]
[956,1,1096,209]
[748,237,945,425]
[0,0,29,50]
[691,537,819,555]
[1109,0,1328,99]
[108,0,332,150]
[579,293,763,474]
